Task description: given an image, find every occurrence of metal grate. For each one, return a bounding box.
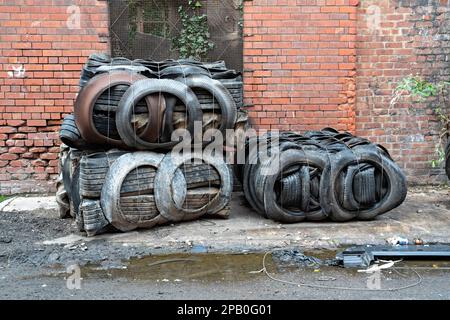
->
[108,0,243,71]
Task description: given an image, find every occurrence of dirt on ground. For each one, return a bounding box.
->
[0,188,450,299]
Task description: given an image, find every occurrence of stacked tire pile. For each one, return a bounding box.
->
[237,128,407,223]
[61,54,245,151]
[61,150,232,236]
[58,54,241,236]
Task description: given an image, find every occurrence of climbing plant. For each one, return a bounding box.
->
[393,75,450,167]
[238,0,244,33]
[128,0,139,44]
[171,0,214,61]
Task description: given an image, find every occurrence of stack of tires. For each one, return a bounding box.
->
[59,54,241,236]
[63,59,244,150]
[79,54,244,108]
[237,128,407,223]
[61,150,232,236]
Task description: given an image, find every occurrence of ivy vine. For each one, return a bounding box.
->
[128,0,139,44]
[171,0,214,61]
[393,75,450,168]
[237,0,244,33]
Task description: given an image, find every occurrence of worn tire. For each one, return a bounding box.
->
[74,70,156,148]
[154,152,232,222]
[100,151,168,232]
[116,79,202,150]
[324,150,407,221]
[261,149,329,223]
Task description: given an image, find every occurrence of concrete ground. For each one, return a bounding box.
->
[1,187,450,300]
[1,261,449,300]
[1,187,450,252]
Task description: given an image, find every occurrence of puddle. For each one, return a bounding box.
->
[37,248,450,284]
[79,249,346,283]
[82,253,274,282]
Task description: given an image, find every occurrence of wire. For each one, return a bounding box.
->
[261,250,423,292]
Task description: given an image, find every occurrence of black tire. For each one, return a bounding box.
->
[324,149,407,222]
[60,115,94,150]
[261,149,329,223]
[154,152,232,222]
[80,199,110,237]
[445,139,450,180]
[72,163,83,231]
[80,151,219,198]
[116,79,203,150]
[100,152,167,232]
[175,75,237,137]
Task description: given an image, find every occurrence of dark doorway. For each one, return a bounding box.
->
[108,0,243,71]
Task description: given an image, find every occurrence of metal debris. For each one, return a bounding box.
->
[337,245,450,268]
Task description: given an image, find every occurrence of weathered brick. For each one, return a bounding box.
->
[0,153,19,161]
[27,120,47,127]
[40,153,58,160]
[10,160,29,167]
[9,133,27,139]
[29,147,47,153]
[34,173,50,180]
[11,174,29,180]
[21,152,35,159]
[0,127,17,134]
[31,159,47,167]
[8,147,27,154]
[243,0,357,134]
[355,0,449,184]
[6,120,26,127]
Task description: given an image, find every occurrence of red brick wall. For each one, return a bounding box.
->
[0,0,109,194]
[1,0,449,194]
[242,0,358,132]
[356,0,450,184]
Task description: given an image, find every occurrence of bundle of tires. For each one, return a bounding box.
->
[238,128,407,223]
[62,149,232,236]
[62,69,242,150]
[79,53,244,108]
[59,54,243,236]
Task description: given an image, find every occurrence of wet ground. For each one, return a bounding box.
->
[0,187,450,299]
[1,251,450,299]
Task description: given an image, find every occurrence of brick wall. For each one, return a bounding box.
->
[242,0,359,132]
[356,0,450,184]
[0,0,109,194]
[1,0,449,194]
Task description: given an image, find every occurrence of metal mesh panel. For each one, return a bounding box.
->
[108,0,243,71]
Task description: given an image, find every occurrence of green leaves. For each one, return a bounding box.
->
[395,75,438,100]
[172,1,214,61]
[431,142,445,168]
[395,75,450,168]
